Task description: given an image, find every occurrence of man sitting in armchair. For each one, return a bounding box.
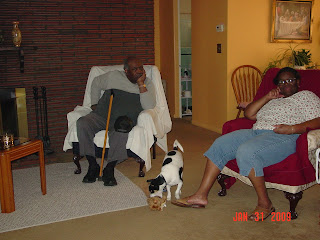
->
[75,56,156,186]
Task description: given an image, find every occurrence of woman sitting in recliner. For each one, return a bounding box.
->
[172,67,320,221]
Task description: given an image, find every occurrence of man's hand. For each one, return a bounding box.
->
[266,87,284,101]
[136,70,146,87]
[273,124,293,134]
[91,104,97,111]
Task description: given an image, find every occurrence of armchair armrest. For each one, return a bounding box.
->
[307,129,320,152]
[222,118,256,135]
[63,106,92,151]
[307,129,320,169]
[67,106,92,129]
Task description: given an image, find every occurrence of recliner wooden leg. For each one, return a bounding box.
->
[73,154,83,174]
[152,136,157,159]
[284,191,303,220]
[217,173,230,196]
[152,143,156,159]
[72,142,83,174]
[135,158,145,177]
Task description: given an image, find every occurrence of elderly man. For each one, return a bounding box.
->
[76,56,156,186]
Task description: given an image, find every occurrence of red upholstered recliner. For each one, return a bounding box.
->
[217,68,320,219]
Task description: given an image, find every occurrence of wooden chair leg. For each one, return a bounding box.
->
[217,173,231,196]
[236,108,241,119]
[135,158,145,177]
[284,191,303,220]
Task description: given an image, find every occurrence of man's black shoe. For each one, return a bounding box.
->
[103,177,117,186]
[82,164,100,183]
[102,161,117,186]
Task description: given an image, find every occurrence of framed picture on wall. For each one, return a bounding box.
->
[271,0,314,43]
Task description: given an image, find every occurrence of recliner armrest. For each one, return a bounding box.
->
[222,118,256,135]
[307,129,320,152]
[137,108,164,139]
[67,106,92,129]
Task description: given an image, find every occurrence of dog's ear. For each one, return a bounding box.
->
[154,175,166,185]
[147,179,154,183]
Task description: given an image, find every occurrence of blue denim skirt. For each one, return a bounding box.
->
[204,129,300,177]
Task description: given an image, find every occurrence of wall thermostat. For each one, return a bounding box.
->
[216,24,224,32]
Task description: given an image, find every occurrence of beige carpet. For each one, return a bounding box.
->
[0,161,147,233]
[0,118,319,240]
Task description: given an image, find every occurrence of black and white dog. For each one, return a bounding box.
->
[147,140,184,201]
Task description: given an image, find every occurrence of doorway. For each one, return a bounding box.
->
[179,0,192,120]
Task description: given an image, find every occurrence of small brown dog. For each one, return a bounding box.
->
[147,196,167,211]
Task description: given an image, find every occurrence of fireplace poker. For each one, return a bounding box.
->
[33,87,41,139]
[38,88,44,140]
[41,86,50,148]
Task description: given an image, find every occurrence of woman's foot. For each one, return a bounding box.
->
[248,205,275,221]
[171,194,208,208]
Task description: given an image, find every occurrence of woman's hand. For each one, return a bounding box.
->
[266,87,284,100]
[273,124,293,134]
[245,88,284,121]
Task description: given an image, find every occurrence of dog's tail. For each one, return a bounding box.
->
[173,140,184,152]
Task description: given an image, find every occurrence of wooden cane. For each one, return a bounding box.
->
[98,93,114,180]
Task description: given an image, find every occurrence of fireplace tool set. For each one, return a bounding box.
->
[33,86,54,155]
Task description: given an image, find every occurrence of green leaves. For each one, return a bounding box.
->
[293,49,311,66]
[263,44,312,75]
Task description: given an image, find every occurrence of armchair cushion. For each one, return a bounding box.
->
[63,65,172,171]
[221,68,320,193]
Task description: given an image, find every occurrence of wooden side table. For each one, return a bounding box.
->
[0,139,46,213]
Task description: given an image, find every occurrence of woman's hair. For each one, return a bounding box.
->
[273,67,301,85]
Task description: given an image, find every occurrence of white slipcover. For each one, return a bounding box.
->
[63,65,172,171]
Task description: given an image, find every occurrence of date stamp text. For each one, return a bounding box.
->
[233,211,292,221]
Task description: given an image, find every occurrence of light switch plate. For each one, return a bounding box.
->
[216,24,224,32]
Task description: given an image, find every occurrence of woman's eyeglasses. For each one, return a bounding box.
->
[278,78,296,85]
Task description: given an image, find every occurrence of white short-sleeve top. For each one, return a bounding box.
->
[253,90,320,130]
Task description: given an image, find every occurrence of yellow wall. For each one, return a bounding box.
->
[154,0,160,68]
[227,0,320,120]
[155,0,320,133]
[191,0,228,133]
[157,0,179,117]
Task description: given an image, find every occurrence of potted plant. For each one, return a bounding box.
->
[263,45,312,75]
[292,49,311,69]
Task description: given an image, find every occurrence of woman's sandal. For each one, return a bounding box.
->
[171,197,206,208]
[248,205,275,221]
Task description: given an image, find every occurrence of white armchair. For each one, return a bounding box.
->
[63,65,172,176]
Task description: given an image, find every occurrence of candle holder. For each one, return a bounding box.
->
[0,133,14,149]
